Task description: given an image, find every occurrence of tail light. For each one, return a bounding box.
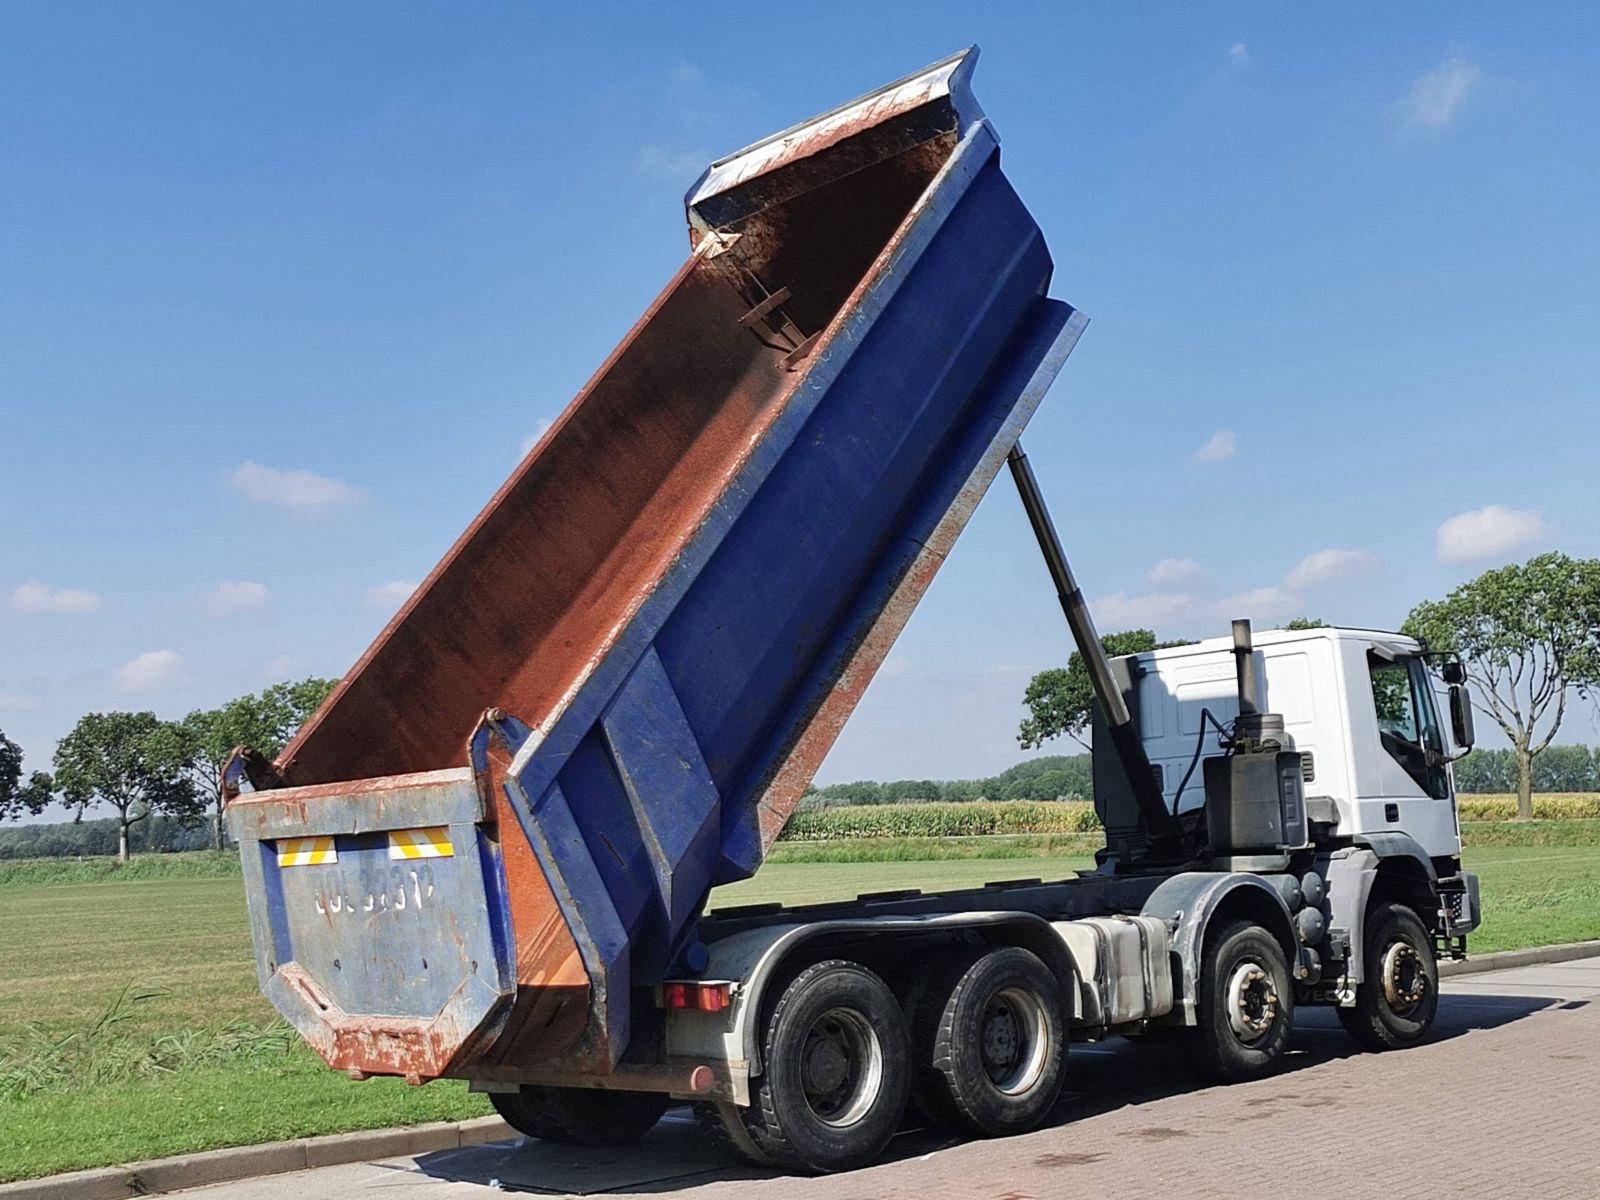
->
[659,981,734,1012]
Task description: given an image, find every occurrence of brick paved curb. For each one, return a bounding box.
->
[1440,938,1600,977]
[0,1116,515,1200]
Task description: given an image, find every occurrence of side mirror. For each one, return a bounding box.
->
[1449,684,1475,751]
[1441,660,1466,685]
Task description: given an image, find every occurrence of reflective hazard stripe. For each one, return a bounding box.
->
[388,826,453,860]
[277,836,337,867]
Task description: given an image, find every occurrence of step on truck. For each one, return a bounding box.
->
[227,49,1482,1174]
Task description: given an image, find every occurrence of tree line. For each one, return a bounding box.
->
[0,678,335,861]
[801,742,1600,815]
[804,755,1094,808]
[1450,744,1600,795]
[5,731,1592,861]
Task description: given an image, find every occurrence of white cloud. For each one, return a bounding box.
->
[982,663,1031,678]
[1217,586,1299,621]
[115,650,188,692]
[672,62,702,85]
[1436,505,1547,563]
[638,146,708,181]
[1146,557,1204,587]
[1093,591,1200,630]
[1193,430,1237,464]
[1229,42,1249,65]
[880,656,911,679]
[366,580,418,610]
[262,655,309,680]
[228,462,362,509]
[199,580,272,619]
[1285,548,1381,590]
[11,581,102,614]
[1402,53,1481,131]
[520,416,556,457]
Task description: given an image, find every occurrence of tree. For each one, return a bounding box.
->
[51,711,202,862]
[169,677,337,850]
[1018,630,1194,751]
[988,755,1094,801]
[1284,617,1327,630]
[0,728,55,823]
[1404,552,1600,820]
[0,731,17,803]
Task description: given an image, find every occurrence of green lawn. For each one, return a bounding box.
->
[1,842,1596,1181]
[1462,845,1600,953]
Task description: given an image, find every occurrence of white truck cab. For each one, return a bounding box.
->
[1133,627,1465,861]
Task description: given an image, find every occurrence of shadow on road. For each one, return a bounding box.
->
[413,992,1562,1196]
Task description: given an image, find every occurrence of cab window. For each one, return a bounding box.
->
[1368,654,1449,799]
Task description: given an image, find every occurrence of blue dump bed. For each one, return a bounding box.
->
[227,49,1086,1083]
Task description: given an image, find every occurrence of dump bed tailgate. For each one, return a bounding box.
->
[229,768,514,1080]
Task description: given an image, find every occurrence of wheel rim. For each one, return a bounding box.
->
[1224,958,1280,1045]
[979,986,1050,1095]
[1380,941,1428,1015]
[799,1006,883,1127]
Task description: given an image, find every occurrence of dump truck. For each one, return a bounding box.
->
[227,48,1483,1174]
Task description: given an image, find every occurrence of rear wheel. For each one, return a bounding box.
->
[489,1084,668,1146]
[1338,903,1439,1051]
[693,1099,774,1165]
[1193,920,1294,1083]
[907,946,1067,1138]
[732,958,910,1173]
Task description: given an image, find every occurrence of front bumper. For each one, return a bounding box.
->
[1438,871,1481,939]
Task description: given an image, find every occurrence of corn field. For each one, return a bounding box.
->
[781,795,1600,842]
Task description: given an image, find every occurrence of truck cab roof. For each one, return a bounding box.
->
[1131,625,1423,668]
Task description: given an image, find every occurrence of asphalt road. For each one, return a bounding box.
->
[184,957,1600,1200]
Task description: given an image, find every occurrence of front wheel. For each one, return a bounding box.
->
[1193,920,1294,1083]
[1338,903,1439,1051]
[488,1084,668,1146]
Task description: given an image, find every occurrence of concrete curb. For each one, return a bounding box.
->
[1440,939,1600,977]
[0,1116,515,1200]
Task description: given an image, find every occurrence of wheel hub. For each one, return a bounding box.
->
[804,1038,848,1094]
[799,1007,883,1127]
[983,1002,1019,1066]
[979,986,1051,1095]
[1224,960,1279,1044]
[1381,941,1428,1014]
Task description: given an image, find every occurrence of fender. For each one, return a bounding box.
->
[1330,834,1439,987]
[669,911,1077,1105]
[1355,832,1439,880]
[1139,872,1299,1025]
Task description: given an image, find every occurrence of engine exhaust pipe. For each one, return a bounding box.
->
[1232,619,1259,718]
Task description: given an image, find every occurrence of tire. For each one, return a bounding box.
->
[734,958,911,1173]
[1192,920,1294,1083]
[488,1084,668,1146]
[907,946,1067,1138]
[1338,903,1439,1052]
[693,1099,774,1166]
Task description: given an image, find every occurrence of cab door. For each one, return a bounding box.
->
[1358,651,1460,857]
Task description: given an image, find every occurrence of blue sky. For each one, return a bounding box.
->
[4,3,1599,799]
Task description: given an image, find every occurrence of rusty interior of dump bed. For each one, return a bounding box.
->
[278,117,960,789]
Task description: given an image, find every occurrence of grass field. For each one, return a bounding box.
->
[1,838,1597,1181]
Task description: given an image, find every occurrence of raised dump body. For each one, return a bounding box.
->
[228,49,1085,1085]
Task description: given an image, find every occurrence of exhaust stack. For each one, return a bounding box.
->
[1232,618,1260,720]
